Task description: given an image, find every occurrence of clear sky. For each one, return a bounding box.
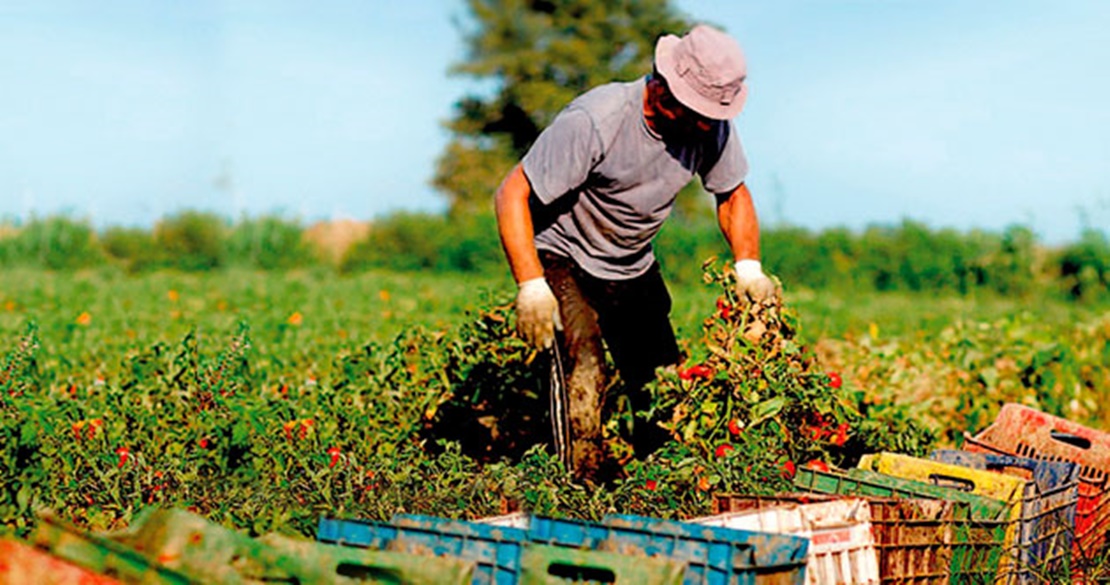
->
[2,1,1108,244]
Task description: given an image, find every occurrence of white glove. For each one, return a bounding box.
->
[734,259,777,302]
[515,277,561,349]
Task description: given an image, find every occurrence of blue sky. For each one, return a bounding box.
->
[1,1,1108,244]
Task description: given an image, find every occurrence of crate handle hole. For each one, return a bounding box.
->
[546,562,617,583]
[1050,430,1091,450]
[336,563,402,583]
[928,474,975,492]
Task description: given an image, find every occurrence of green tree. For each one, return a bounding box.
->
[434,0,692,216]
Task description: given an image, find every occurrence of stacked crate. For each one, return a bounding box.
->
[690,497,880,584]
[319,512,811,584]
[963,403,1110,565]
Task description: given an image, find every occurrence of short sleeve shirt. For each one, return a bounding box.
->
[522,76,748,280]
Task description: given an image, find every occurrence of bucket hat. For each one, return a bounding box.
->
[654,24,747,120]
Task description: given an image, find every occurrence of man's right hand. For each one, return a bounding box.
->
[516,277,560,349]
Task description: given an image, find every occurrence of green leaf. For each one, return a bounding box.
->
[16,485,30,511]
[750,397,786,426]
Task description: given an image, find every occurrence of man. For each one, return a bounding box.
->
[494,24,776,481]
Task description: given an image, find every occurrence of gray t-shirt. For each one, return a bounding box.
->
[522,76,748,280]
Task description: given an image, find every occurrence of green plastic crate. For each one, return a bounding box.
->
[519,543,686,585]
[794,466,1010,584]
[111,508,473,584]
[259,533,474,585]
[30,512,197,585]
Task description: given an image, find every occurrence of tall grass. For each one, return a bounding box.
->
[1,211,1107,302]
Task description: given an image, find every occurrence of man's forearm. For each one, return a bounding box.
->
[495,164,545,284]
[717,182,761,261]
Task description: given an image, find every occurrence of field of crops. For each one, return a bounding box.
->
[2,265,1109,552]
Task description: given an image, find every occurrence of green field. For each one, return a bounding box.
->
[2,267,1108,571]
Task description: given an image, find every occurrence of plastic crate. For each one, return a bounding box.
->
[691,498,880,584]
[475,512,531,529]
[518,543,686,585]
[29,512,196,585]
[319,515,527,585]
[0,538,125,585]
[601,515,809,585]
[711,493,961,585]
[105,507,473,585]
[931,449,1078,578]
[521,515,808,585]
[963,402,1110,561]
[793,465,1009,583]
[319,514,689,585]
[317,516,401,551]
[106,507,295,583]
[858,452,1027,581]
[258,533,475,585]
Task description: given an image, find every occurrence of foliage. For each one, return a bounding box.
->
[341,211,503,274]
[1,210,1107,310]
[823,310,1110,447]
[101,227,161,273]
[1,216,104,270]
[1056,228,1110,301]
[1,265,1110,585]
[224,215,314,271]
[0,264,955,538]
[154,211,229,272]
[648,261,936,492]
[433,0,691,214]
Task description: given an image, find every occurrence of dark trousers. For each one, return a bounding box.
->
[540,251,680,471]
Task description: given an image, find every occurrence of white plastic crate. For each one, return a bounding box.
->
[473,512,530,528]
[691,497,881,585]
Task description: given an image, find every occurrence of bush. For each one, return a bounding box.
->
[154,211,228,271]
[101,227,160,273]
[225,215,313,270]
[0,223,16,266]
[437,213,504,274]
[1056,228,1110,300]
[966,225,1039,296]
[655,217,728,286]
[341,211,504,274]
[5,216,103,270]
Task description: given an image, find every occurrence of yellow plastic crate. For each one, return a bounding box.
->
[858,452,1027,583]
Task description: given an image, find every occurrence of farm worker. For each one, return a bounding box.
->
[494,24,776,483]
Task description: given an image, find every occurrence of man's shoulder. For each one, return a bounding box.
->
[566,78,643,125]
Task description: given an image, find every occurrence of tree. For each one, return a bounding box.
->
[434,0,692,216]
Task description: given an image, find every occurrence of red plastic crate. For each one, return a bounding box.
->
[0,538,124,585]
[963,402,1110,564]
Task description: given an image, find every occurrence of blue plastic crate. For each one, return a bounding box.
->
[319,515,527,585]
[317,516,400,550]
[601,515,808,585]
[321,513,807,585]
[390,515,528,585]
[931,449,1079,579]
[525,515,807,585]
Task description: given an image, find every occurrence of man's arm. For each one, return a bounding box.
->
[495,164,544,284]
[495,163,559,348]
[715,182,761,262]
[716,182,777,301]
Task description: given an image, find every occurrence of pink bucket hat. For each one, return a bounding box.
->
[654,24,748,120]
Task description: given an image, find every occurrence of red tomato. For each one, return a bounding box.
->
[780,460,796,478]
[805,460,830,473]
